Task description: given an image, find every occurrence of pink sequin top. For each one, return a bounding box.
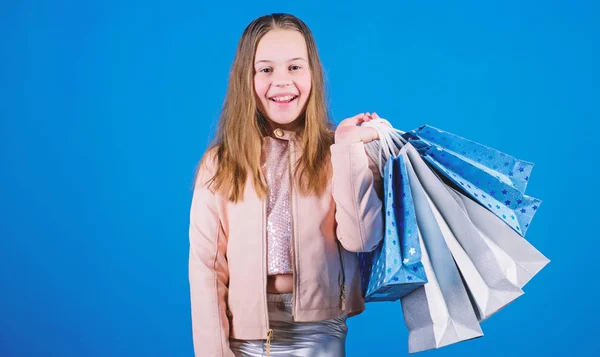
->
[261,136,293,276]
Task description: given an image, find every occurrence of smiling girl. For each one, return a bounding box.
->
[189,13,385,357]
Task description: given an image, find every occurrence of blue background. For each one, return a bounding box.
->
[1,0,598,356]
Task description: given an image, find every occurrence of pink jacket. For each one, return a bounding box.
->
[188,129,384,357]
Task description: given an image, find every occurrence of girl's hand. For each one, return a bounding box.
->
[335,112,381,144]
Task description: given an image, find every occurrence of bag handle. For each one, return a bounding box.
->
[362,118,407,176]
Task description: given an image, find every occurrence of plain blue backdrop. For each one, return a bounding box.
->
[1,0,598,356]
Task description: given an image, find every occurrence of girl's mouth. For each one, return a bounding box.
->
[269,95,298,104]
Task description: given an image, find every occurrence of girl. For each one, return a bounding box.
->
[189,13,385,357]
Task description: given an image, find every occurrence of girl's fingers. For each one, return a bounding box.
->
[339,113,365,126]
[362,127,379,142]
[339,111,382,128]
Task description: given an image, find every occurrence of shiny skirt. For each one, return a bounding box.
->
[230,293,348,357]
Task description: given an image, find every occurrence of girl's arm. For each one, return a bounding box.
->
[188,152,235,357]
[330,140,385,252]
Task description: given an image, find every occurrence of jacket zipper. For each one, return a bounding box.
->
[266,328,273,356]
[262,189,272,356]
[289,139,297,319]
[336,240,347,311]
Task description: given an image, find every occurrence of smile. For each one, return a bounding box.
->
[269,95,298,103]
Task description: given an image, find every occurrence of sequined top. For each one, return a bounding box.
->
[261,136,293,275]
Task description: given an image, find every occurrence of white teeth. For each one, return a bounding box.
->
[271,95,296,103]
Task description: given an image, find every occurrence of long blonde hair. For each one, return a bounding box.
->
[197,13,334,202]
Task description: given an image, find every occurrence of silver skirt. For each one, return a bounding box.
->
[230,293,348,357]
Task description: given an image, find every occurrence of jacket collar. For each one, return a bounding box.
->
[268,127,299,142]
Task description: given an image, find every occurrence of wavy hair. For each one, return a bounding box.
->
[196,13,334,202]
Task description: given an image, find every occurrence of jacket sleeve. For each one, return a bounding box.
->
[188,153,235,357]
[330,141,385,253]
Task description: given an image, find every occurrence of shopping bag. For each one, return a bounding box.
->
[359,153,427,302]
[445,185,550,289]
[402,125,542,236]
[400,145,483,353]
[405,125,533,192]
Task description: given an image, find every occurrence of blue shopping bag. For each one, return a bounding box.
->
[359,154,427,302]
[403,125,542,236]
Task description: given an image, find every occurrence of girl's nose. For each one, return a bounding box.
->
[274,80,292,88]
[272,70,293,87]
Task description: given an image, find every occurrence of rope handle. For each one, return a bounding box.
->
[362,118,408,176]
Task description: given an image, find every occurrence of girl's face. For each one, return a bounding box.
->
[254,29,312,131]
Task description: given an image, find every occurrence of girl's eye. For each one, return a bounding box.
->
[289,65,301,71]
[260,67,273,73]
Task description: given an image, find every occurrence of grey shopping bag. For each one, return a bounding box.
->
[400,145,483,353]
